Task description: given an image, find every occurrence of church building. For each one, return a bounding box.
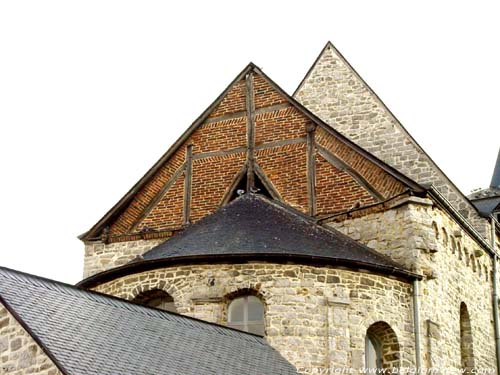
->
[1,42,499,374]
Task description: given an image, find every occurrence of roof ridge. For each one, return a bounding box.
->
[0,266,268,343]
[292,41,333,97]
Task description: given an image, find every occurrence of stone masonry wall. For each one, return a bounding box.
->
[83,238,165,278]
[0,304,62,375]
[93,263,415,373]
[328,198,496,372]
[295,43,488,234]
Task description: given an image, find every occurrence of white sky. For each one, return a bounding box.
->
[0,1,499,284]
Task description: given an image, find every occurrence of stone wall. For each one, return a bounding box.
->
[328,197,497,372]
[0,305,62,375]
[92,263,415,373]
[83,238,165,278]
[294,43,488,233]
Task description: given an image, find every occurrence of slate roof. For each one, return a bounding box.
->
[491,148,500,189]
[469,194,500,216]
[0,266,298,375]
[140,194,414,278]
[468,148,500,216]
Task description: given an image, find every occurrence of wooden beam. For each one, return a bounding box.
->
[130,164,186,233]
[306,124,317,216]
[183,144,193,225]
[317,144,385,201]
[204,103,291,125]
[254,162,283,201]
[192,138,306,161]
[219,165,247,206]
[246,72,256,192]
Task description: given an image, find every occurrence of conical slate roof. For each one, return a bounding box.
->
[142,194,413,278]
[491,148,500,189]
[469,148,500,216]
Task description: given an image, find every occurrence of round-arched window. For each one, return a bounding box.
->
[133,290,177,313]
[227,295,265,335]
[365,321,400,370]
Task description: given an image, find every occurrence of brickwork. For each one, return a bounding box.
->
[255,106,308,145]
[209,79,246,118]
[254,74,288,109]
[139,174,185,231]
[92,263,415,373]
[190,153,246,222]
[0,305,62,375]
[256,143,309,212]
[109,149,186,236]
[315,154,377,215]
[294,43,486,230]
[316,127,407,199]
[191,116,247,154]
[82,67,431,277]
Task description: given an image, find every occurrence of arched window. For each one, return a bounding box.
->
[365,322,400,370]
[432,222,439,240]
[132,289,177,313]
[441,227,448,246]
[460,303,475,374]
[365,333,382,370]
[227,295,265,335]
[451,237,457,254]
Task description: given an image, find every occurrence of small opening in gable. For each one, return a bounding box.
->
[229,171,273,202]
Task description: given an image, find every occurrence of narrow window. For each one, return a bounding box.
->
[460,303,475,374]
[228,295,265,335]
[133,290,177,313]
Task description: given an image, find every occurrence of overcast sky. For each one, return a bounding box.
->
[0,1,499,284]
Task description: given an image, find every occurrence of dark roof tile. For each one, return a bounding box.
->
[142,194,412,277]
[0,266,298,375]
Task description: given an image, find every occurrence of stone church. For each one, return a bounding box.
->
[1,42,499,374]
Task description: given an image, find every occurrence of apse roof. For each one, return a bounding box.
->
[0,266,298,375]
[139,193,414,278]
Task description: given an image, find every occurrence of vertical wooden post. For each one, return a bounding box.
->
[183,144,193,225]
[306,123,317,216]
[246,72,256,192]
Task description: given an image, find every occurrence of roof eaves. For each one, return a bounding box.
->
[0,266,271,342]
[426,185,497,256]
[259,195,411,271]
[77,252,421,290]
